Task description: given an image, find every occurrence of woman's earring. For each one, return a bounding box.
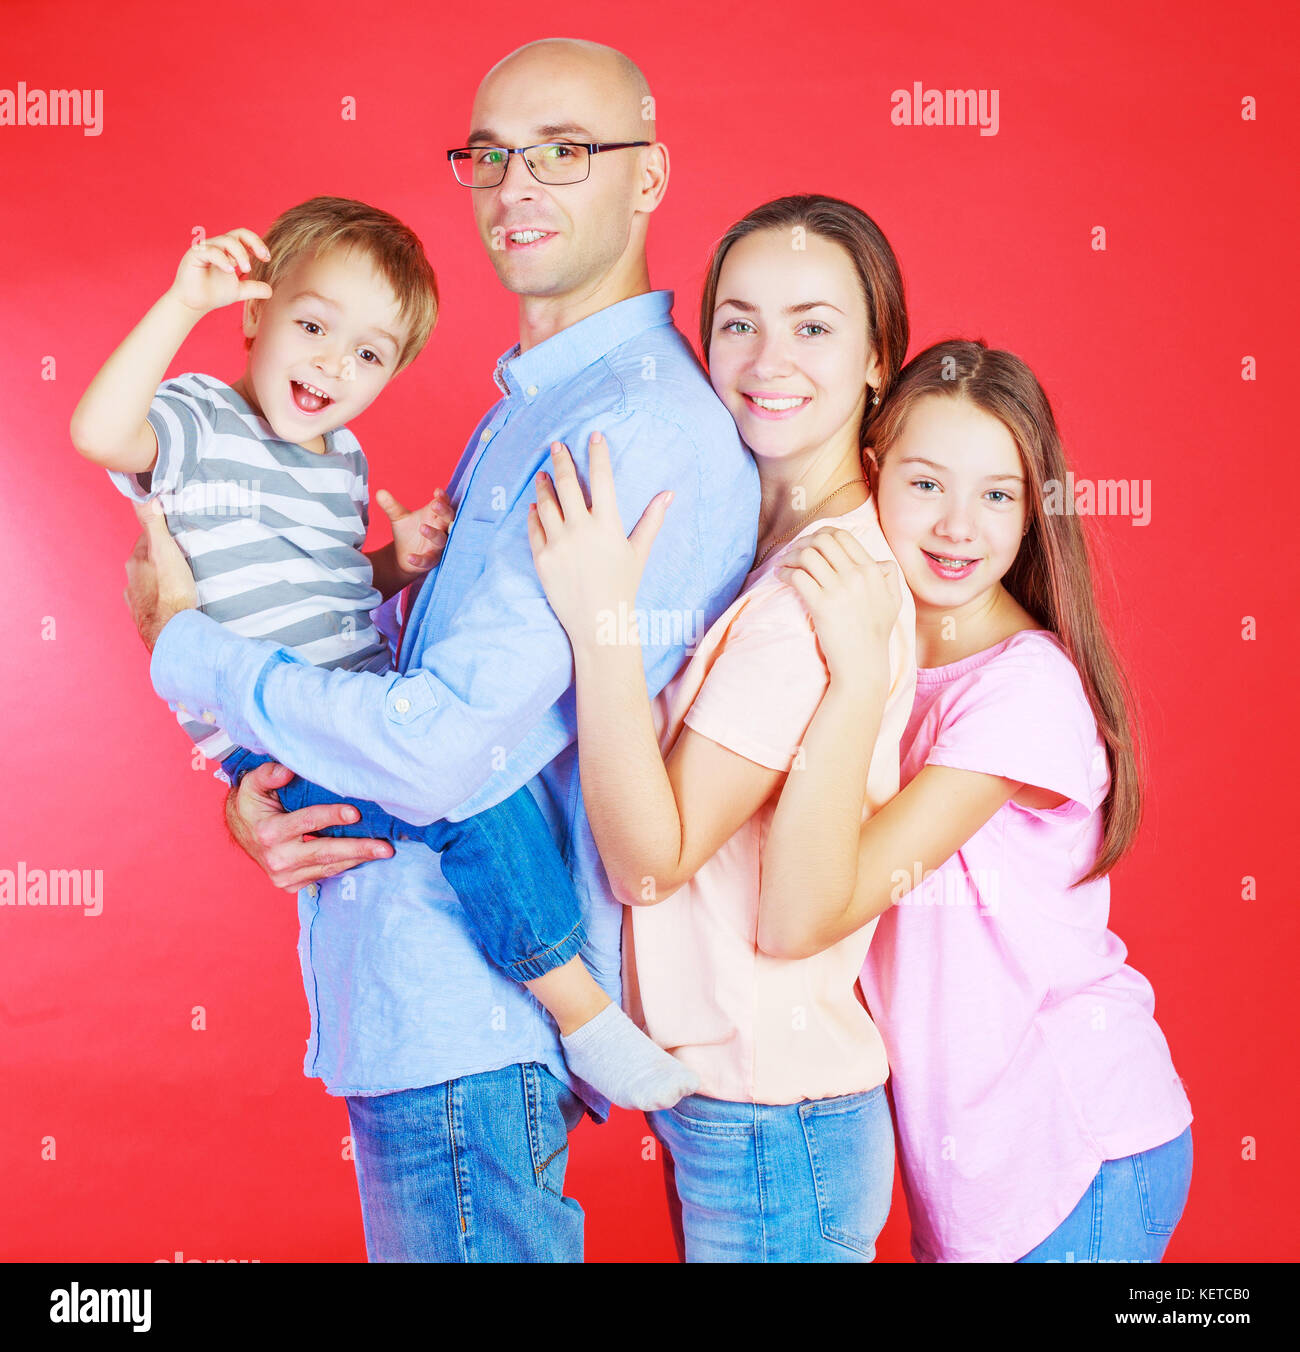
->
[870,388,880,406]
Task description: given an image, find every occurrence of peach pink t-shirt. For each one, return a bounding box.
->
[860,629,1193,1262]
[621,497,917,1105]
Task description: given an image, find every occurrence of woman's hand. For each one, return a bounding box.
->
[527,432,672,654]
[776,526,901,686]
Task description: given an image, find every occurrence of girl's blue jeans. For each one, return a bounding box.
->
[1016,1125,1193,1263]
[221,748,586,981]
[647,1084,894,1263]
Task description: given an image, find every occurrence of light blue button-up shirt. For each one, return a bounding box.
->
[150,289,760,1117]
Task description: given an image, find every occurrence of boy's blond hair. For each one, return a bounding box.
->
[246,196,439,372]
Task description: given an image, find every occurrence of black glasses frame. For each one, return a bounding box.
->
[446,141,651,188]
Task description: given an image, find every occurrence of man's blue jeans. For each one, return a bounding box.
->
[647,1084,894,1262]
[222,749,586,980]
[1016,1126,1194,1263]
[344,1062,587,1262]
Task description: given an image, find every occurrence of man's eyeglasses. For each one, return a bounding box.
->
[447,141,651,188]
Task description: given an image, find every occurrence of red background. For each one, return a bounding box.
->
[2,0,1295,1262]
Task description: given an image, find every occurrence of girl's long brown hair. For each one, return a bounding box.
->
[867,340,1143,884]
[698,194,909,449]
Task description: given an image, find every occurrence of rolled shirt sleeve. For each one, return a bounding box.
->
[924,640,1107,816]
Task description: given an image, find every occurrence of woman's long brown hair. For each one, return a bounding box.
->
[698,194,910,448]
[867,340,1143,884]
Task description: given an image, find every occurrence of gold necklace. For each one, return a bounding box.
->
[752,478,868,570]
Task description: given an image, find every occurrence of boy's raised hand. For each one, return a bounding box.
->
[376,487,455,576]
[169,228,273,315]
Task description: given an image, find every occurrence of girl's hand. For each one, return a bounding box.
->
[377,486,454,576]
[527,432,672,654]
[169,228,273,315]
[776,526,902,686]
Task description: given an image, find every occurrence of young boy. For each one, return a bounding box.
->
[71,196,697,1111]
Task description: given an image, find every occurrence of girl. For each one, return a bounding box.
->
[763,339,1194,1262]
[526,195,915,1262]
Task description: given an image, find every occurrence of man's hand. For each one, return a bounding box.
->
[224,760,394,892]
[124,499,198,652]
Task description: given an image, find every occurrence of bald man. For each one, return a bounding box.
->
[129,38,759,1260]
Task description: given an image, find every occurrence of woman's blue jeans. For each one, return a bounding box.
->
[647,1084,894,1263]
[221,748,586,981]
[1017,1126,1193,1263]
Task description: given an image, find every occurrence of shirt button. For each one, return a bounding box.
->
[393,697,411,714]
[525,385,538,397]
[479,429,491,442]
[305,884,319,900]
[201,711,216,723]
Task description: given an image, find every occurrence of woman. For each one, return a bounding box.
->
[527,195,913,1261]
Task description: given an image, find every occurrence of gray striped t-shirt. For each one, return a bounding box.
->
[110,373,391,766]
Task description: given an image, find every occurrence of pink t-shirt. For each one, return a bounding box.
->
[860,629,1193,1263]
[623,497,917,1104]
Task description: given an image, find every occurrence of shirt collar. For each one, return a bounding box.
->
[491,289,676,398]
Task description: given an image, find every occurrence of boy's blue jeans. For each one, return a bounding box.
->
[1016,1125,1193,1263]
[221,748,586,981]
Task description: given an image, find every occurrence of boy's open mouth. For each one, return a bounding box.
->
[291,380,334,414]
